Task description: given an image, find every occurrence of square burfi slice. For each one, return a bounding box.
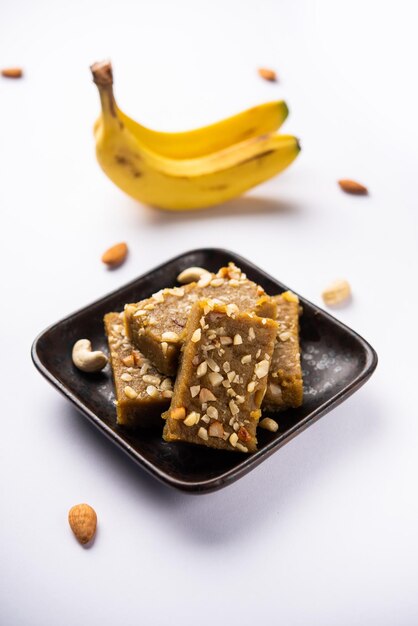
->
[104,312,173,427]
[162,300,278,453]
[124,262,276,376]
[263,291,303,411]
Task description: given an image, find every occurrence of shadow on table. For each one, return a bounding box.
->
[60,391,381,546]
[131,195,304,226]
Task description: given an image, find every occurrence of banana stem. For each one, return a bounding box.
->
[90,60,120,127]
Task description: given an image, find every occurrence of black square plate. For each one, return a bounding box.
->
[32,249,377,493]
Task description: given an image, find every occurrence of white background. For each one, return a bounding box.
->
[1,1,417,624]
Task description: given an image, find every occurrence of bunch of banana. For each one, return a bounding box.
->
[91,61,300,211]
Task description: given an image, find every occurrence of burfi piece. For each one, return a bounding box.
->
[263,291,303,411]
[162,301,278,453]
[104,312,173,428]
[124,262,276,376]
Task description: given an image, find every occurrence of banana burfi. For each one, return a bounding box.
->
[263,291,303,411]
[104,312,173,427]
[124,263,277,376]
[162,300,278,452]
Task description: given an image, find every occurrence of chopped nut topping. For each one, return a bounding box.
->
[208,372,224,387]
[161,341,168,355]
[146,385,160,398]
[229,400,239,416]
[279,331,291,342]
[197,274,212,288]
[226,303,239,317]
[206,406,219,419]
[198,427,209,441]
[190,385,201,398]
[201,415,210,424]
[191,328,202,342]
[206,358,220,372]
[143,374,161,385]
[124,386,137,400]
[121,355,134,367]
[199,388,217,403]
[144,303,155,311]
[227,371,236,382]
[222,379,231,388]
[133,309,147,317]
[208,421,224,437]
[247,381,257,393]
[121,372,133,382]
[233,334,243,345]
[235,395,245,404]
[220,336,233,345]
[235,443,248,453]
[254,359,270,378]
[222,361,231,373]
[171,407,186,420]
[248,327,256,341]
[184,411,200,426]
[238,426,251,442]
[210,278,224,287]
[256,348,262,359]
[282,290,299,303]
[160,378,172,390]
[229,433,238,447]
[227,388,236,397]
[269,383,282,398]
[196,361,208,377]
[259,417,279,432]
[152,289,165,303]
[161,331,179,342]
[241,354,252,365]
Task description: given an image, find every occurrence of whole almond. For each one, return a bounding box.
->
[101,242,128,267]
[338,179,368,195]
[68,503,97,545]
[1,67,23,79]
[258,67,277,82]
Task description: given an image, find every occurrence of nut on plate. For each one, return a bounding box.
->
[68,503,97,545]
[259,417,279,432]
[177,266,211,284]
[72,339,108,372]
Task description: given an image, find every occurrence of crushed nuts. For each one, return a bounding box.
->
[322,279,352,306]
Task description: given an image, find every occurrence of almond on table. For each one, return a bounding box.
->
[162,300,278,453]
[338,179,368,195]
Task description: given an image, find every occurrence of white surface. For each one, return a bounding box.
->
[1,1,417,624]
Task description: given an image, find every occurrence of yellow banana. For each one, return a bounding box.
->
[91,61,300,211]
[92,63,288,159]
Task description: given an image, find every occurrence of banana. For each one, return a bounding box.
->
[91,61,300,211]
[92,62,289,159]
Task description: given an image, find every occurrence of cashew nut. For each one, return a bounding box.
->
[176,266,211,284]
[72,339,108,372]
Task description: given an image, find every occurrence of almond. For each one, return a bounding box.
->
[338,179,368,195]
[1,67,23,79]
[101,242,128,267]
[68,503,97,545]
[258,67,277,82]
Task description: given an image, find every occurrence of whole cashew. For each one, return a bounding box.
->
[177,266,211,284]
[72,339,108,373]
